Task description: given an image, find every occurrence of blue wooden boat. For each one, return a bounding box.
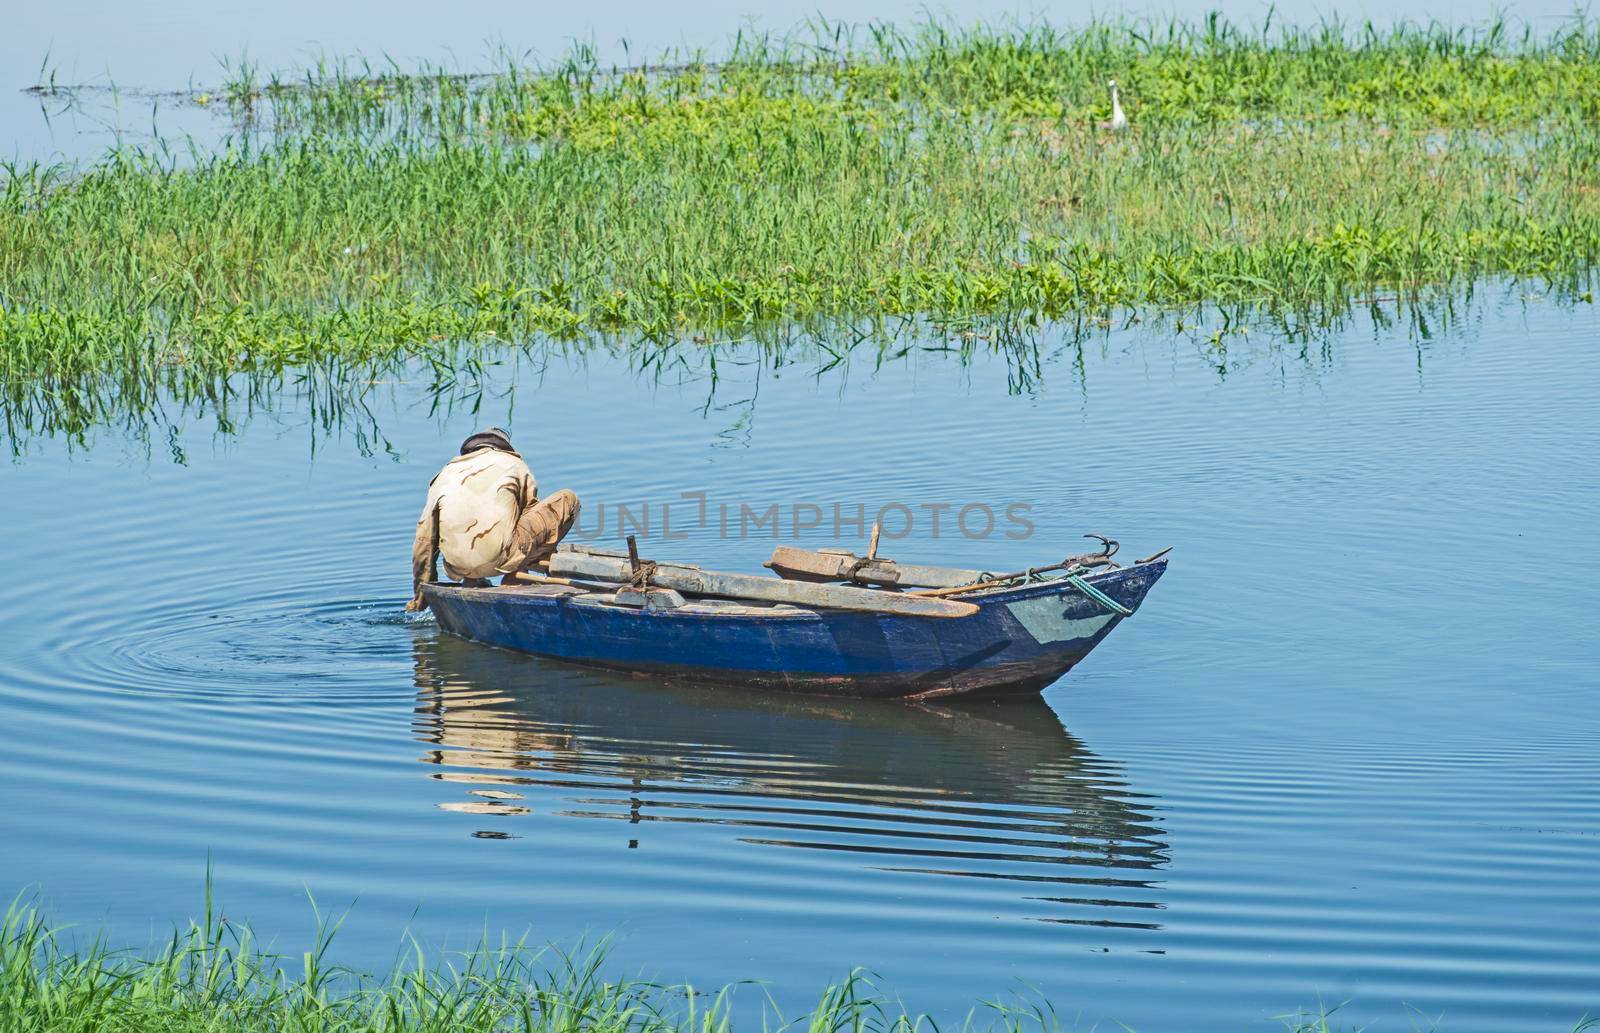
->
[423,548,1167,700]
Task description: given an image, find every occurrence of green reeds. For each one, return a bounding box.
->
[0,894,732,1033]
[2,16,1598,396]
[226,15,1600,135]
[5,897,1586,1033]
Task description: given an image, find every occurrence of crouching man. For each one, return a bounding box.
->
[407,427,580,612]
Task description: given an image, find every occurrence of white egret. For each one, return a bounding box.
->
[1099,79,1128,132]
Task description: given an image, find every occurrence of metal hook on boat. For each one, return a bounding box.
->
[1084,533,1119,558]
[1058,534,1119,570]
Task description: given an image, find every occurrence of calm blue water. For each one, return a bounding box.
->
[2,294,1597,1030]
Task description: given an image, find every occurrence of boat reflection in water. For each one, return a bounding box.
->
[412,634,1169,930]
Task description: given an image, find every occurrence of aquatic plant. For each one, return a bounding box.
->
[226,15,1600,135]
[2,897,1587,1032]
[2,16,1598,397]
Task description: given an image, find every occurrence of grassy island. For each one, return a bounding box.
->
[3,16,1598,390]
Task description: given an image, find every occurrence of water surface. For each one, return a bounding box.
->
[2,295,1597,1030]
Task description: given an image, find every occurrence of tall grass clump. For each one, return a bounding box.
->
[2,15,1599,404]
[0,895,1093,1033]
[230,15,1600,135]
[0,895,719,1033]
[5,897,1588,1033]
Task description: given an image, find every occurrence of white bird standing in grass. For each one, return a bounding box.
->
[1099,79,1128,132]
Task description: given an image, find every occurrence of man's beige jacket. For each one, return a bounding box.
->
[412,446,537,583]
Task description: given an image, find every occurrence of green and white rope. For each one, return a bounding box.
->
[1067,575,1133,616]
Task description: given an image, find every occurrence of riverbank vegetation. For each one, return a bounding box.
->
[3,16,1598,394]
[0,897,1506,1033]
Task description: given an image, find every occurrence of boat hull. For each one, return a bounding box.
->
[423,559,1166,700]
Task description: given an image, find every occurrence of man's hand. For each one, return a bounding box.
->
[405,594,427,613]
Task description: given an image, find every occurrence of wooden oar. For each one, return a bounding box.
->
[550,546,978,619]
[500,568,621,593]
[764,544,983,589]
[501,570,580,587]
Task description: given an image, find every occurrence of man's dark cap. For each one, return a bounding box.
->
[460,427,514,455]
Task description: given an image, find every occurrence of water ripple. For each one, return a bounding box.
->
[1,304,1598,1032]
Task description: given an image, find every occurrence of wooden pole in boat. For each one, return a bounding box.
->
[910,559,1112,597]
[550,548,979,618]
[503,569,609,589]
[909,537,1133,596]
